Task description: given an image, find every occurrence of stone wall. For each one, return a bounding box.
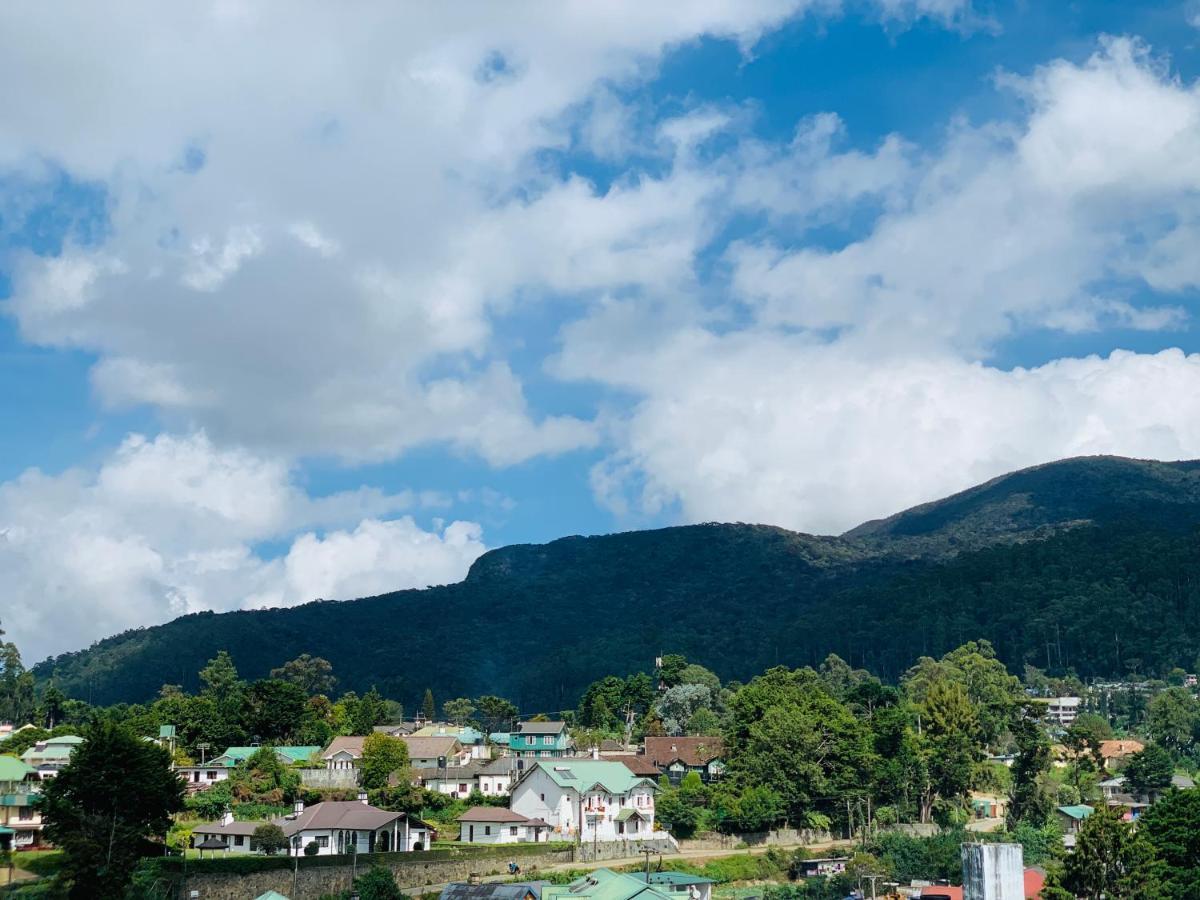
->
[575,836,678,862]
[677,828,833,852]
[179,848,576,900]
[299,768,360,790]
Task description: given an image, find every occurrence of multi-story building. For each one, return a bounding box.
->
[509,722,571,761]
[1045,697,1081,728]
[510,760,658,842]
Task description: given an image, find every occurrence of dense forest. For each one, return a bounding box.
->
[31,455,1200,709]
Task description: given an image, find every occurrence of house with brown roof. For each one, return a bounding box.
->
[192,796,432,855]
[642,737,725,784]
[402,734,470,768]
[457,806,551,844]
[322,735,367,771]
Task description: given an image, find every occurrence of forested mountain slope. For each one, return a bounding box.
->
[33,455,1200,708]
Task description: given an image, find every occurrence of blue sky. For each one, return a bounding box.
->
[4,0,1200,660]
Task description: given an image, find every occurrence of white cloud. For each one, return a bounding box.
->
[0,433,484,661]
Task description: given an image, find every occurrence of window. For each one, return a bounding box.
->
[540,793,545,802]
[234,836,244,847]
[485,826,492,835]
[207,770,218,780]
[543,735,553,745]
[459,783,468,793]
[316,836,329,848]
[17,808,33,821]
[510,826,519,836]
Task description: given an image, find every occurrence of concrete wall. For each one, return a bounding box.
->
[300,768,359,790]
[962,842,1024,900]
[179,848,576,900]
[576,836,677,862]
[677,828,833,851]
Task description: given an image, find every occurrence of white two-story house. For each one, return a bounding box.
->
[510,760,658,842]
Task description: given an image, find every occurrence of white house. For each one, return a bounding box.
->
[510,760,659,842]
[413,761,485,798]
[457,807,551,844]
[402,735,470,769]
[192,797,432,856]
[176,764,230,791]
[1045,697,1081,728]
[322,736,366,771]
[478,757,516,797]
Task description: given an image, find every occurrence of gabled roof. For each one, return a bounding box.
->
[412,761,486,782]
[1057,805,1094,820]
[1099,739,1144,759]
[618,757,663,777]
[0,755,35,782]
[279,800,404,835]
[414,725,484,744]
[542,869,673,900]
[526,760,657,795]
[629,873,716,887]
[457,807,531,823]
[322,736,366,759]
[439,882,549,900]
[192,820,261,837]
[402,735,463,759]
[480,757,517,775]
[515,721,567,736]
[643,737,724,768]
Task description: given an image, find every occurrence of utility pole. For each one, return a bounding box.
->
[640,847,655,882]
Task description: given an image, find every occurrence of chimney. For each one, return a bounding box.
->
[293,800,304,816]
[358,790,369,805]
[220,807,234,827]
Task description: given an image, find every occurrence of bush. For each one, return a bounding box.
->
[305,840,322,856]
[252,822,290,856]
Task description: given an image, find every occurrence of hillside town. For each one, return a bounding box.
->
[6,647,1200,898]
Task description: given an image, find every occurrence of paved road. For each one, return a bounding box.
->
[404,838,857,895]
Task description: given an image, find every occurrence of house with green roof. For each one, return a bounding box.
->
[0,754,42,849]
[210,745,321,767]
[542,869,674,900]
[21,735,83,777]
[510,760,660,843]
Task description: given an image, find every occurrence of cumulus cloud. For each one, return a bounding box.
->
[0,433,485,660]
[552,38,1200,532]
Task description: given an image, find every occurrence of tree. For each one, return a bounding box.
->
[1140,787,1200,899]
[1049,804,1167,899]
[360,733,410,790]
[476,695,518,733]
[655,684,712,736]
[40,684,67,729]
[199,651,241,703]
[351,687,389,735]
[0,632,36,725]
[422,688,435,722]
[230,746,301,804]
[242,679,308,742]
[40,719,185,899]
[252,822,289,855]
[1124,745,1175,797]
[658,654,689,688]
[443,697,476,725]
[1064,712,1113,775]
[270,654,337,696]
[920,680,980,817]
[1146,688,1199,757]
[353,864,408,900]
[1007,710,1052,830]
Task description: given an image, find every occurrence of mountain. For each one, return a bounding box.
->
[33,455,1200,709]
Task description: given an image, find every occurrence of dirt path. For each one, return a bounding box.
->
[407,838,857,894]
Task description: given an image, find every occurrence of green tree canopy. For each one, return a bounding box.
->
[443,697,476,725]
[269,653,337,696]
[1140,787,1200,899]
[40,719,186,899]
[360,733,410,791]
[422,688,435,721]
[1047,804,1167,900]
[1124,745,1176,796]
[252,822,289,855]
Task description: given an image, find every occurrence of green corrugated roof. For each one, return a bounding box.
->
[0,755,35,782]
[159,725,176,739]
[631,874,717,887]
[543,869,673,900]
[1057,805,1094,820]
[217,746,320,765]
[533,761,658,794]
[0,794,37,807]
[615,808,645,822]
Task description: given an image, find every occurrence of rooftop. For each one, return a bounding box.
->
[643,737,724,768]
[439,882,549,900]
[527,760,658,795]
[457,807,532,823]
[515,721,567,736]
[543,869,673,900]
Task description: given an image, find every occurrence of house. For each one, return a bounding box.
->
[0,724,38,744]
[970,792,1007,821]
[414,725,491,760]
[510,722,571,760]
[1100,773,1195,811]
[440,883,549,900]
[192,796,432,856]
[479,756,517,796]
[210,745,320,768]
[1056,805,1093,847]
[490,732,512,750]
[642,737,725,785]
[542,869,674,900]
[795,858,849,878]
[628,872,715,900]
[1098,739,1144,770]
[374,722,422,737]
[0,757,44,849]
[510,760,659,842]
[618,757,663,779]
[1044,697,1081,728]
[175,763,230,792]
[323,736,366,771]
[402,735,470,769]
[413,761,486,798]
[456,807,551,844]
[20,735,83,778]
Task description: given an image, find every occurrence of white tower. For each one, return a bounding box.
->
[962,842,1024,900]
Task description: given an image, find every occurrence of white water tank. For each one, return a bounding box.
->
[962,842,1024,900]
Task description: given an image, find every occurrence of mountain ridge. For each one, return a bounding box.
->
[33,454,1200,708]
